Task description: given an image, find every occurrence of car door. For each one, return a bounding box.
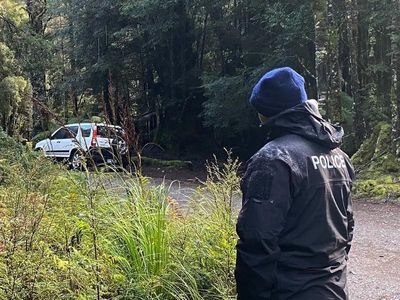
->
[48,126,79,158]
[79,124,93,151]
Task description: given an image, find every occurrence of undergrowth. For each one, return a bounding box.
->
[0,131,241,299]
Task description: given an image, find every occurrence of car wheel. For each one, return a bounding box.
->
[70,150,84,170]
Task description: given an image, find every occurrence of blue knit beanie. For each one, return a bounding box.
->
[249,67,308,117]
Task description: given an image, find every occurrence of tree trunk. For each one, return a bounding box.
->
[374,16,392,119]
[31,72,49,130]
[103,71,115,124]
[199,12,208,74]
[357,0,372,137]
[346,0,365,147]
[313,0,342,123]
[70,89,79,117]
[391,0,400,156]
[26,0,49,131]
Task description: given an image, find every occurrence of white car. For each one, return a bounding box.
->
[34,123,128,169]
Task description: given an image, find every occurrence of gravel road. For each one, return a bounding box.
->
[348,201,400,300]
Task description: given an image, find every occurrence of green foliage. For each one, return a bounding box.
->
[0,76,32,134]
[0,42,16,77]
[200,1,314,151]
[0,129,28,174]
[0,132,114,298]
[173,154,240,299]
[99,154,241,299]
[4,0,400,212]
[202,72,257,138]
[0,0,27,26]
[4,0,317,156]
[340,93,358,155]
[32,130,52,145]
[103,179,171,298]
[0,132,242,299]
[0,76,27,107]
[0,40,32,138]
[0,128,23,151]
[2,0,400,162]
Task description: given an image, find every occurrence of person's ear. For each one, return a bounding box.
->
[258,113,268,124]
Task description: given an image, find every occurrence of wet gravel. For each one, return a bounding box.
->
[348,201,400,300]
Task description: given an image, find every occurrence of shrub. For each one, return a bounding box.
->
[0,131,111,299]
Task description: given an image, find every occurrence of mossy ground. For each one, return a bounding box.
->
[141,157,193,170]
[351,122,400,201]
[353,175,400,201]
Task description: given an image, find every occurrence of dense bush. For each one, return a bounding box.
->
[0,133,241,299]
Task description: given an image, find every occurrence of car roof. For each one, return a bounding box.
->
[64,123,122,129]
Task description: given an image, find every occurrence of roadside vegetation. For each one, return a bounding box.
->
[352,123,400,201]
[0,130,240,299]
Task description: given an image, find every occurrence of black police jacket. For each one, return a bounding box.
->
[235,100,355,300]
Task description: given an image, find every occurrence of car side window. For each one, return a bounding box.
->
[97,126,124,139]
[97,126,110,138]
[97,126,115,138]
[81,125,92,137]
[68,126,79,136]
[52,127,78,139]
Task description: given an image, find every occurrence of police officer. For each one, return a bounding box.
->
[235,67,355,300]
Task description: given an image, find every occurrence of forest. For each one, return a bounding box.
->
[1,0,400,162]
[1,1,400,299]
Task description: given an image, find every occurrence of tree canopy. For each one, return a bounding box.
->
[1,0,400,159]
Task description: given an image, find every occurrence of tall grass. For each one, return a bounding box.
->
[170,154,241,299]
[104,179,170,293]
[99,153,241,299]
